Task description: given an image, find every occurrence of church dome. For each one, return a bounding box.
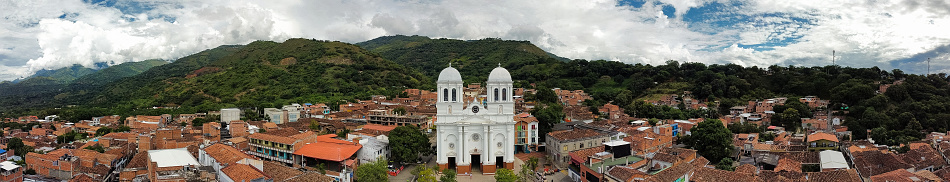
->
[438,66,463,83]
[487,66,512,82]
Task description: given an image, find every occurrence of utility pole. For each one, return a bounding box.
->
[833,50,835,65]
[928,58,931,75]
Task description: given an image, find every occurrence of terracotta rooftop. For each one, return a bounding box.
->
[249,132,299,145]
[284,172,335,182]
[806,169,862,182]
[899,142,946,169]
[569,146,605,164]
[644,161,695,182]
[293,139,361,162]
[735,164,757,174]
[914,170,942,181]
[774,158,802,173]
[263,161,303,182]
[870,169,923,182]
[606,166,646,181]
[691,167,758,182]
[548,129,607,141]
[222,164,269,182]
[852,151,913,178]
[806,132,838,143]
[69,174,97,182]
[203,143,257,165]
[361,124,397,132]
[126,153,150,169]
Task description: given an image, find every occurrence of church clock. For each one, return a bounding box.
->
[472,106,480,113]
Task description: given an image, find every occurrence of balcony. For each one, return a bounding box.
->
[249,151,293,164]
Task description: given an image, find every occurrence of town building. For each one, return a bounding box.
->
[0,161,23,182]
[247,129,320,164]
[435,65,516,175]
[546,128,610,166]
[146,148,201,182]
[807,132,839,151]
[514,113,539,153]
[293,134,360,181]
[221,108,241,123]
[348,124,397,163]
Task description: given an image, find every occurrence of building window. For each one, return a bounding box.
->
[502,88,507,101]
[443,88,449,101]
[494,88,499,101]
[452,88,457,101]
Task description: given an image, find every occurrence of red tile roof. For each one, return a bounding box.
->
[293,139,361,162]
[548,129,606,141]
[203,143,256,165]
[222,164,269,182]
[852,151,913,178]
[806,132,838,143]
[806,169,862,182]
[774,158,801,173]
[870,169,922,182]
[361,124,397,132]
[691,167,758,182]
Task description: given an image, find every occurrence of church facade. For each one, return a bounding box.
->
[435,65,516,174]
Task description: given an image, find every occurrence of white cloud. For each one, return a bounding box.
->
[2,0,950,81]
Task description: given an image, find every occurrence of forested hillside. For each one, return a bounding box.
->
[28,39,430,121]
[1,36,948,147]
[359,35,948,146]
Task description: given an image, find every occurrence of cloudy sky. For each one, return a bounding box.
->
[2,0,950,81]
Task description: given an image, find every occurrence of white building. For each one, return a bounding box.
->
[263,105,302,124]
[436,65,516,175]
[221,108,241,123]
[348,133,391,164]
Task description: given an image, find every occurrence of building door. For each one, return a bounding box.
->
[496,156,504,169]
[448,157,456,170]
[471,154,481,172]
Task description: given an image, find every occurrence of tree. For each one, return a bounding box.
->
[95,127,112,137]
[907,118,923,131]
[6,137,25,156]
[615,90,634,107]
[775,108,801,131]
[532,104,564,143]
[413,165,438,182]
[84,144,105,153]
[394,107,407,116]
[389,125,432,163]
[716,158,735,171]
[355,157,388,182]
[440,169,457,182]
[681,119,734,163]
[191,118,208,127]
[533,87,559,104]
[114,125,131,132]
[495,168,518,182]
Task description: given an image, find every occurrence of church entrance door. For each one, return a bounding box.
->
[448,157,456,170]
[471,154,482,173]
[496,156,504,169]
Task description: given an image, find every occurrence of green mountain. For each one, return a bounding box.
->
[78,38,428,112]
[72,59,169,86]
[16,64,97,86]
[356,35,566,84]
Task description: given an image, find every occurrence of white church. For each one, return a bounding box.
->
[435,65,516,175]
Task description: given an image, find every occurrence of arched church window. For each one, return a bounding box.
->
[452,88,457,101]
[443,88,449,101]
[494,88,499,101]
[502,88,507,101]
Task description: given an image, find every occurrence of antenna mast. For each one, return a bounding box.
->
[833,50,835,65]
[928,58,931,75]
